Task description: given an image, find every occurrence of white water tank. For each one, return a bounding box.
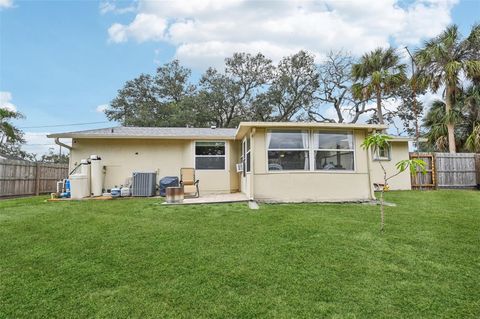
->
[70,174,90,199]
[70,159,91,199]
[80,159,90,173]
[90,155,104,196]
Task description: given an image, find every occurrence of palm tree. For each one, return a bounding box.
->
[415,24,480,153]
[423,84,480,152]
[459,84,480,152]
[423,100,450,151]
[351,47,407,124]
[404,46,431,152]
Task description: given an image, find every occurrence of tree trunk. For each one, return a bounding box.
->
[380,189,385,233]
[445,85,456,153]
[380,166,386,233]
[412,85,420,153]
[335,102,344,123]
[376,89,384,124]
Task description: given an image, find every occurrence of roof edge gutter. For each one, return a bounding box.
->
[54,138,72,150]
[48,135,236,140]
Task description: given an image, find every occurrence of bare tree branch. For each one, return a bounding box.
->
[310,50,374,123]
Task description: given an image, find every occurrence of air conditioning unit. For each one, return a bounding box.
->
[132,172,157,197]
[236,163,244,173]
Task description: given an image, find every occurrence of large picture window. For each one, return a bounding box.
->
[195,141,225,170]
[267,130,309,171]
[314,131,354,170]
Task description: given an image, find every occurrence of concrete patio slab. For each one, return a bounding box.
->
[163,192,249,205]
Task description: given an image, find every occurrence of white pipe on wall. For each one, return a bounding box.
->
[54,138,72,150]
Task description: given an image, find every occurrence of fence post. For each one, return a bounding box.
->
[475,154,480,187]
[35,162,40,196]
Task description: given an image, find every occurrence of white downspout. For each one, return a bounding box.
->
[55,138,74,173]
[365,131,376,200]
[249,128,256,201]
[54,138,72,150]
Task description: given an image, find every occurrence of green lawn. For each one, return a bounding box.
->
[1,191,479,318]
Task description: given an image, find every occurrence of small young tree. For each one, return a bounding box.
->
[362,133,426,232]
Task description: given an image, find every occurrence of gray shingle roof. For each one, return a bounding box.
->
[47,126,237,139]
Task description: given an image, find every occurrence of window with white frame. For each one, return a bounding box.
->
[240,140,245,173]
[373,145,391,161]
[246,137,251,172]
[195,141,226,170]
[267,130,309,171]
[314,131,354,170]
[240,137,250,175]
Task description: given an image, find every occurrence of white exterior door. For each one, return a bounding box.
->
[240,137,252,197]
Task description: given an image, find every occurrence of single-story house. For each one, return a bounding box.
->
[47,122,413,202]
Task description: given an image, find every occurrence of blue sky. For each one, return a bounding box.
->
[0,0,479,155]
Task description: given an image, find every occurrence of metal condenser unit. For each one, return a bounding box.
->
[132,172,157,197]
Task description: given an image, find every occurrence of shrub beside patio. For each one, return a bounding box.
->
[1,190,479,318]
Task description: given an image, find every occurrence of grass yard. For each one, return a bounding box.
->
[1,190,479,318]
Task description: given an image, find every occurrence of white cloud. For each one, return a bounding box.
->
[96,104,109,113]
[0,0,13,9]
[105,0,458,68]
[394,0,458,45]
[99,1,136,15]
[100,1,116,14]
[108,13,167,43]
[0,91,17,112]
[107,23,128,43]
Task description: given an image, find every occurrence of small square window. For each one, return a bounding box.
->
[374,145,391,161]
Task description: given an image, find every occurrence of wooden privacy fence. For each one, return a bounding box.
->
[435,153,477,188]
[0,159,69,197]
[410,152,480,189]
[410,153,436,190]
[477,154,480,187]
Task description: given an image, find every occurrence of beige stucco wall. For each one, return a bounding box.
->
[67,128,407,200]
[369,141,411,190]
[70,138,239,194]
[248,128,374,202]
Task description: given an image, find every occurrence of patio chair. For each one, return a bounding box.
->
[180,168,200,198]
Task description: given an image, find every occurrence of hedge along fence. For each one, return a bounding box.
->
[410,153,480,189]
[0,159,69,197]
